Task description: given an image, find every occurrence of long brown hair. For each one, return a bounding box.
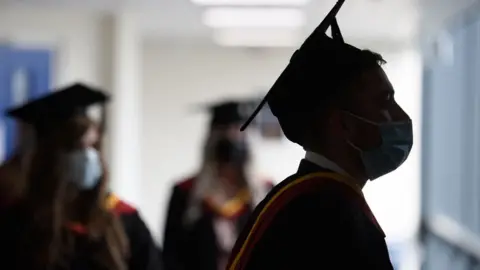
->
[18,116,129,270]
[0,123,36,206]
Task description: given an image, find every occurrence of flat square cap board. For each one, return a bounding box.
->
[197,99,258,128]
[5,82,110,133]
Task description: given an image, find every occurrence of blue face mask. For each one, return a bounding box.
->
[66,147,103,189]
[345,112,413,180]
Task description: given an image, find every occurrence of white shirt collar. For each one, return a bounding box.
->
[305,151,350,177]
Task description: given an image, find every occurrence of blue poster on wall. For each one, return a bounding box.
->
[0,45,52,161]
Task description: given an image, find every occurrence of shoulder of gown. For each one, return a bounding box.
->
[228,173,369,270]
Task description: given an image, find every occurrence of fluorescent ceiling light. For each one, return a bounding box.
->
[191,0,309,6]
[213,28,301,47]
[202,7,305,28]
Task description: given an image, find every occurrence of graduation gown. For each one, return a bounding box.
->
[67,193,163,270]
[227,159,393,270]
[105,194,164,270]
[163,177,273,270]
[0,201,27,268]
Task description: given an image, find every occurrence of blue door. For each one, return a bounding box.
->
[0,46,52,161]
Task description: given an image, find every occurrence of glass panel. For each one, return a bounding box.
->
[462,20,479,232]
[474,19,480,236]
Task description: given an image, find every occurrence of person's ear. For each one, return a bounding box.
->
[324,108,343,134]
[331,108,356,139]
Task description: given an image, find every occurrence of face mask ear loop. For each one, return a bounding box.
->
[342,110,379,126]
[345,139,360,151]
[341,112,373,160]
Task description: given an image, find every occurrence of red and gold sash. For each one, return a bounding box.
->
[67,193,136,234]
[227,172,383,270]
[204,188,251,219]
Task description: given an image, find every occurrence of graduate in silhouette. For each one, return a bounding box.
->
[227,1,413,269]
[1,83,163,270]
[163,100,273,270]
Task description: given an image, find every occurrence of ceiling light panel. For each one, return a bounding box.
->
[191,0,309,6]
[212,27,301,47]
[202,7,306,28]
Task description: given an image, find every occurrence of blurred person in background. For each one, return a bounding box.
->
[163,100,273,270]
[1,83,163,270]
[227,1,413,269]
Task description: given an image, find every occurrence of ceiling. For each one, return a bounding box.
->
[139,0,418,40]
[1,0,477,49]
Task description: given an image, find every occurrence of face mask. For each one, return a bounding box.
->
[213,138,249,166]
[345,112,413,180]
[65,147,103,189]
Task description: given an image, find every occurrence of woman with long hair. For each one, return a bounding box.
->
[23,116,130,269]
[163,100,273,270]
[3,83,162,270]
[0,122,35,208]
[0,122,38,269]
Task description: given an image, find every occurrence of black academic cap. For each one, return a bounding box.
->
[207,100,254,128]
[6,82,110,136]
[241,0,368,144]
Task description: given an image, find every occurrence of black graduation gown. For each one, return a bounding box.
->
[0,195,162,270]
[107,194,164,270]
[0,203,108,270]
[163,177,271,270]
[50,194,163,270]
[227,159,393,270]
[0,202,26,267]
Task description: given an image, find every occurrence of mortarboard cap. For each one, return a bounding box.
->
[6,82,110,136]
[240,0,375,144]
[204,99,257,128]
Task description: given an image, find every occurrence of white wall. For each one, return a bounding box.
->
[141,42,423,251]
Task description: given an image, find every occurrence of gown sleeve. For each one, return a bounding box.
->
[162,184,190,270]
[117,204,164,270]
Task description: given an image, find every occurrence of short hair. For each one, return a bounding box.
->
[357,49,387,67]
[335,49,387,101]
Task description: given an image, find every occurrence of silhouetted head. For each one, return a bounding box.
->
[240,0,412,182]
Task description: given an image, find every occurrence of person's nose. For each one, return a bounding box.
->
[82,126,99,147]
[388,102,410,122]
